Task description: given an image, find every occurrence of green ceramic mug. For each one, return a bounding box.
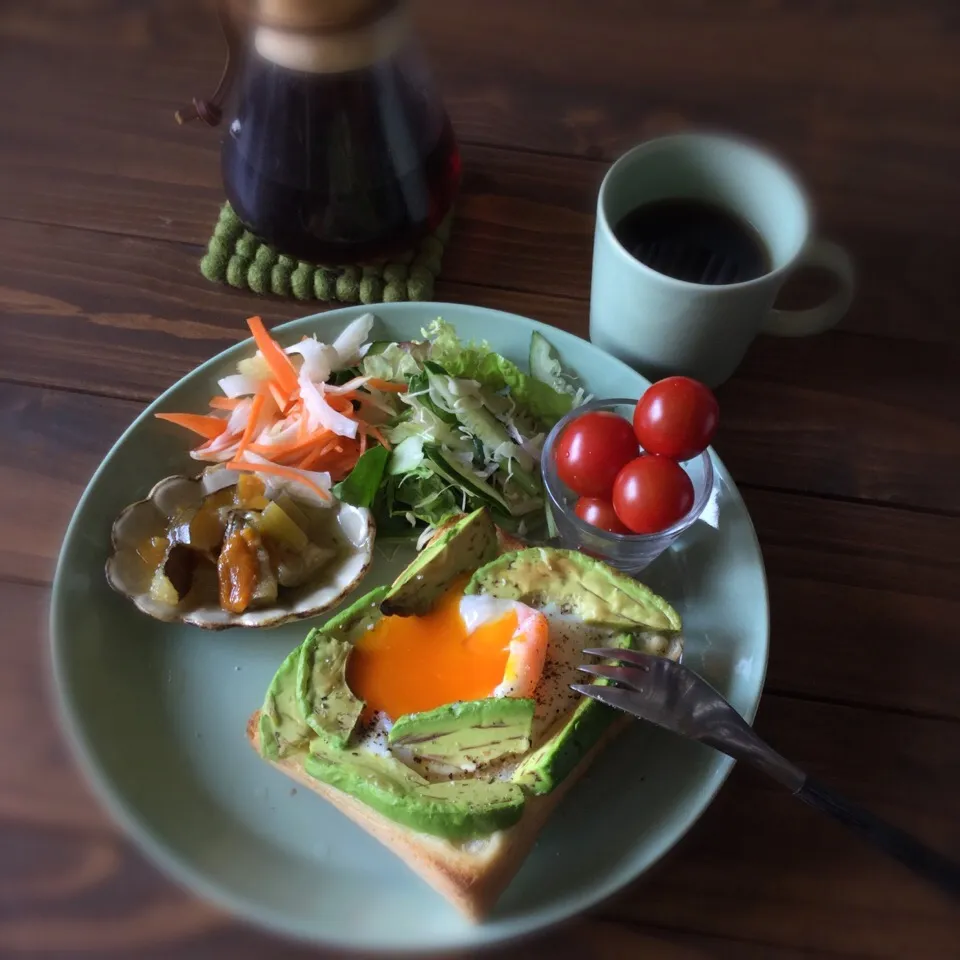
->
[589,133,855,387]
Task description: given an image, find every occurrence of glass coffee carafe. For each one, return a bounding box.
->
[178,0,461,262]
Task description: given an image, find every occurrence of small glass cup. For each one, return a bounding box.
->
[541,398,715,575]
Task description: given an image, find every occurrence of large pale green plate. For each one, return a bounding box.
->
[51,303,768,953]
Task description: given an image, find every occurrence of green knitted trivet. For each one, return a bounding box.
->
[200,203,453,304]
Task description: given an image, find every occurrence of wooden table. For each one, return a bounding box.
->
[2,1,958,956]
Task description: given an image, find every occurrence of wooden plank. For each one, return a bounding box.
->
[0,121,953,349]
[0,7,959,346]
[5,583,957,959]
[0,385,142,585]
[3,0,958,194]
[744,488,960,718]
[1,221,958,514]
[0,217,589,400]
[602,697,959,960]
[6,381,959,719]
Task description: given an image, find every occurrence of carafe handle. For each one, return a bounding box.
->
[175,0,244,127]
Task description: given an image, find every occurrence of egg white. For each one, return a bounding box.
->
[457,594,525,635]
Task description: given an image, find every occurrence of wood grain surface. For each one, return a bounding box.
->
[2,1,958,957]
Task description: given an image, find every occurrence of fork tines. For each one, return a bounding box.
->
[576,662,646,690]
[581,647,658,668]
[569,682,644,716]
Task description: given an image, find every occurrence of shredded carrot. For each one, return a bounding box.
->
[366,378,408,393]
[155,412,227,440]
[298,439,337,471]
[226,459,331,501]
[156,315,384,492]
[325,394,356,415]
[235,391,265,459]
[365,425,391,450]
[247,316,299,396]
[296,449,324,471]
[249,428,333,464]
[267,381,291,412]
[298,435,362,473]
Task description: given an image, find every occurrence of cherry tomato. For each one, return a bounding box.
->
[633,376,719,461]
[574,496,632,535]
[612,455,695,534]
[554,411,639,498]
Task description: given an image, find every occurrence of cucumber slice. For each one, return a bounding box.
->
[529,331,582,396]
[424,445,511,513]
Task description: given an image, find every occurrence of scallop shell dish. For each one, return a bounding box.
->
[107,466,374,630]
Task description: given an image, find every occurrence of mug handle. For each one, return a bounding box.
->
[762,237,855,338]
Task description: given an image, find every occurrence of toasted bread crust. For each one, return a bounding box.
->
[247,711,626,919]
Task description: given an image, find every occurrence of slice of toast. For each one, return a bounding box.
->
[247,516,638,918]
[246,711,627,919]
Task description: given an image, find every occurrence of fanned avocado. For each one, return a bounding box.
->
[306,739,526,841]
[295,586,387,747]
[257,519,682,839]
[465,547,681,632]
[465,547,682,795]
[512,632,637,795]
[297,632,365,747]
[257,523,532,841]
[388,698,535,767]
[316,584,390,641]
[380,507,498,616]
[258,645,310,760]
[308,735,428,791]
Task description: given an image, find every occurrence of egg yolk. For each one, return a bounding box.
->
[346,577,515,720]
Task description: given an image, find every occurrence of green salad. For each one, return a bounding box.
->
[335,319,585,538]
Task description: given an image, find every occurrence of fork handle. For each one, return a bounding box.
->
[796,777,960,898]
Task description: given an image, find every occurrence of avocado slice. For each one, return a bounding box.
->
[318,584,391,641]
[295,586,387,747]
[466,547,681,795]
[258,644,311,760]
[388,697,535,767]
[380,507,498,616]
[511,632,636,795]
[296,632,365,748]
[306,738,526,841]
[465,547,681,632]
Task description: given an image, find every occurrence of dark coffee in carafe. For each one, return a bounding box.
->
[180,0,460,262]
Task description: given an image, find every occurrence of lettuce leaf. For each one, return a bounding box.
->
[361,342,427,383]
[393,468,461,526]
[333,445,389,509]
[424,319,572,426]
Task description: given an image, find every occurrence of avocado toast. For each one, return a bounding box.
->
[248,508,682,919]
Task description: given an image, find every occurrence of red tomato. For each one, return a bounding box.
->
[554,411,638,498]
[612,455,695,534]
[633,377,719,461]
[574,497,632,535]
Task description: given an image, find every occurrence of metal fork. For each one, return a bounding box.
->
[573,648,960,899]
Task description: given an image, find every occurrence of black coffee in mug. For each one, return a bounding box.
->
[614,198,771,285]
